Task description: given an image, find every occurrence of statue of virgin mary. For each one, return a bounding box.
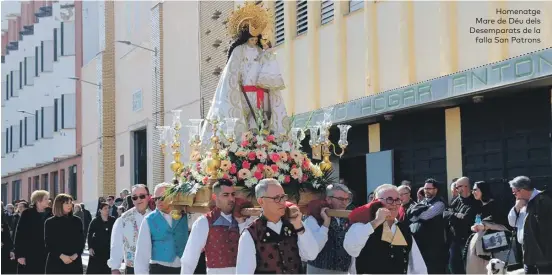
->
[199,2,290,145]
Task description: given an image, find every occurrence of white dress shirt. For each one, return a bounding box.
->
[108,208,150,270]
[235,219,319,274]
[134,211,182,274]
[180,213,253,274]
[507,189,541,245]
[343,221,427,274]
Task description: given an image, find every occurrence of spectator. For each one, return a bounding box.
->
[508,176,552,274]
[13,190,53,274]
[117,206,125,217]
[125,195,134,211]
[465,181,511,274]
[5,204,15,233]
[44,194,85,274]
[80,204,92,242]
[86,202,116,274]
[12,201,28,231]
[416,187,425,202]
[116,189,130,207]
[2,204,16,274]
[443,177,480,274]
[397,185,414,223]
[73,204,85,236]
[107,196,118,218]
[401,180,412,188]
[407,178,447,274]
[450,178,459,201]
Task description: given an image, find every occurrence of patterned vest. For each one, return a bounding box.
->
[356,222,413,274]
[120,208,151,267]
[246,216,302,274]
[204,208,240,269]
[145,210,189,263]
[308,217,352,271]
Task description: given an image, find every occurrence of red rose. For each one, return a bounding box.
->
[242,161,251,170]
[292,164,297,169]
[257,163,265,171]
[230,164,237,174]
[284,175,291,183]
[254,171,263,180]
[241,140,249,147]
[248,152,256,160]
[267,135,275,142]
[222,173,230,179]
[271,164,279,172]
[202,176,209,184]
[270,153,280,163]
[302,159,310,169]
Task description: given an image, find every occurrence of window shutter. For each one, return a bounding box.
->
[296,0,308,36]
[62,94,76,128]
[62,21,75,56]
[26,115,34,145]
[1,131,5,157]
[42,40,54,72]
[321,1,334,25]
[26,57,35,85]
[13,70,20,97]
[275,0,285,45]
[349,0,364,12]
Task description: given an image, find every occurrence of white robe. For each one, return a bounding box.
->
[199,44,290,147]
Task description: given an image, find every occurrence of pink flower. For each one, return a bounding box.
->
[284,175,291,183]
[270,153,280,163]
[222,173,230,179]
[267,135,275,142]
[202,176,209,184]
[230,164,237,174]
[271,164,279,173]
[241,140,249,147]
[292,164,297,169]
[302,159,310,169]
[248,152,256,160]
[254,171,263,180]
[242,161,251,170]
[257,163,265,171]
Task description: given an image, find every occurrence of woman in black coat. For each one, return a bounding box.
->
[13,191,52,274]
[2,206,16,274]
[86,202,115,274]
[44,194,85,274]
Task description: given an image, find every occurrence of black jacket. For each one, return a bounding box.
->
[522,191,552,266]
[13,207,53,274]
[443,195,481,242]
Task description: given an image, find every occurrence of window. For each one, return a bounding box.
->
[132,90,142,112]
[35,110,39,140]
[54,98,59,131]
[53,29,58,62]
[296,0,308,36]
[33,176,39,191]
[60,169,65,193]
[68,165,77,199]
[1,184,7,203]
[42,174,49,191]
[62,94,76,128]
[19,120,22,148]
[12,180,21,201]
[275,0,285,45]
[61,21,76,56]
[41,107,44,138]
[350,0,363,13]
[9,126,13,152]
[4,74,9,100]
[21,61,25,86]
[24,118,27,146]
[321,1,334,25]
[10,72,14,97]
[4,129,8,154]
[35,46,40,76]
[27,177,32,198]
[53,172,59,197]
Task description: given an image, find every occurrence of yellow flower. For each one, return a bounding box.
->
[278,152,288,162]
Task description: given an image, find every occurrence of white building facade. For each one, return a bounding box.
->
[1,0,82,203]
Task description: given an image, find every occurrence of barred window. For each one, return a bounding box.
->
[321,0,334,25]
[296,0,308,36]
[350,0,364,13]
[275,0,285,45]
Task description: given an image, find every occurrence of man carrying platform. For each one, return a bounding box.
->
[236,178,320,273]
[135,183,189,274]
[180,179,253,274]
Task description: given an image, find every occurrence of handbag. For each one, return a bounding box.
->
[481,230,511,253]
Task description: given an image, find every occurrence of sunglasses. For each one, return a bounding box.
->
[152,197,164,202]
[132,194,148,201]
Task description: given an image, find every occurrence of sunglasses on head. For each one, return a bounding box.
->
[132,194,148,201]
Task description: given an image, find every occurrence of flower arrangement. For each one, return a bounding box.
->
[179,129,335,200]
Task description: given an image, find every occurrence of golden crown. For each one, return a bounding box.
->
[227,1,274,42]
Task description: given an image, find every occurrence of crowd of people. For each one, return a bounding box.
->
[1,175,551,274]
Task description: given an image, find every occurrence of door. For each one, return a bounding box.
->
[381,109,448,198]
[133,129,148,185]
[462,88,552,197]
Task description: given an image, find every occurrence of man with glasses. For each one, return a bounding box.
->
[107,196,119,218]
[236,178,319,274]
[443,177,480,274]
[508,176,552,274]
[397,185,414,224]
[135,182,189,274]
[344,184,427,274]
[180,179,253,274]
[108,184,152,274]
[304,183,353,274]
[406,179,447,274]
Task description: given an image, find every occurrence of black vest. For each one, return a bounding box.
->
[308,217,352,271]
[356,222,413,274]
